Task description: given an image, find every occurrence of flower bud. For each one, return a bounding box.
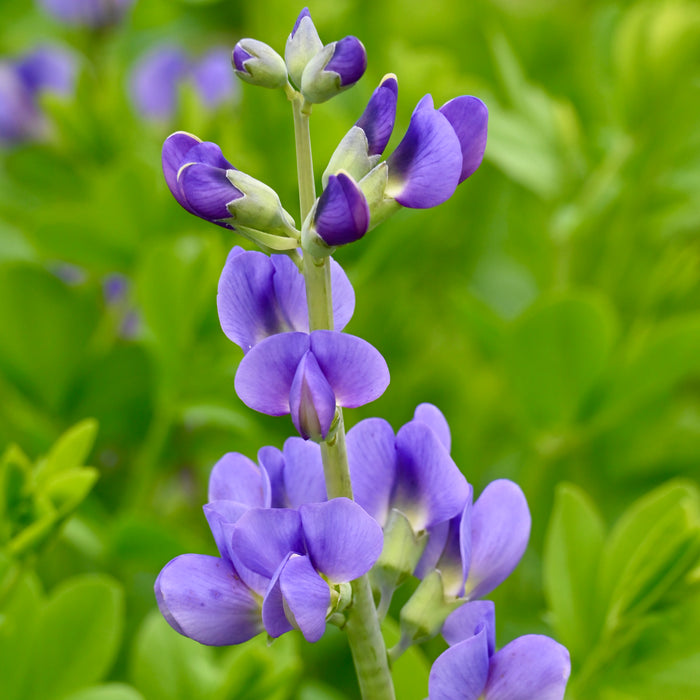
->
[300,36,366,104]
[285,7,323,88]
[232,39,288,89]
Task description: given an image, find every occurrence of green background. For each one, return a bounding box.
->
[1,0,699,698]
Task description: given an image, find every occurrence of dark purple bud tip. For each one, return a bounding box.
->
[232,44,253,73]
[356,73,398,157]
[291,7,312,38]
[326,36,367,87]
[315,173,370,246]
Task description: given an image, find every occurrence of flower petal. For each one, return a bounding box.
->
[194,48,237,109]
[484,635,571,700]
[203,500,251,561]
[315,173,370,247]
[393,421,470,532]
[178,162,241,221]
[258,445,287,508]
[329,258,356,330]
[356,74,398,156]
[439,96,488,183]
[346,417,397,526]
[435,493,472,598]
[230,507,304,580]
[465,480,531,600]
[262,552,295,638]
[443,601,496,657]
[428,625,490,700]
[280,553,330,642]
[289,350,337,440]
[300,498,383,583]
[386,101,462,208]
[155,554,262,645]
[310,330,389,408]
[207,451,270,507]
[162,131,201,212]
[325,36,367,87]
[271,252,309,333]
[131,47,190,120]
[283,437,327,507]
[235,332,310,415]
[413,402,451,452]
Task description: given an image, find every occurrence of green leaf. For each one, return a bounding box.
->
[543,483,606,658]
[62,684,145,700]
[37,419,99,483]
[26,574,124,700]
[130,610,219,700]
[506,293,616,431]
[42,468,100,516]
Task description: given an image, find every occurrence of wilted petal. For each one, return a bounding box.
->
[235,332,310,415]
[346,417,397,526]
[301,498,383,583]
[465,480,531,600]
[130,46,190,120]
[325,36,367,87]
[315,173,370,247]
[230,507,304,580]
[178,162,241,221]
[393,421,469,532]
[439,96,488,183]
[283,437,327,507]
[162,131,201,211]
[280,553,330,642]
[356,74,398,156]
[428,625,490,700]
[413,402,451,452]
[207,452,270,507]
[310,330,389,408]
[290,351,337,440]
[443,601,496,656]
[155,554,262,645]
[386,101,462,208]
[484,635,571,700]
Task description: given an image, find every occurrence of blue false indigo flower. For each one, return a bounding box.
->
[162,132,297,246]
[131,46,238,121]
[232,39,288,89]
[217,246,355,353]
[430,602,571,700]
[234,330,390,441]
[300,35,367,104]
[285,7,323,89]
[38,0,135,27]
[323,74,398,187]
[302,172,370,255]
[1,46,77,145]
[347,414,469,533]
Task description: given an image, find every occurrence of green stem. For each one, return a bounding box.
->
[290,89,396,700]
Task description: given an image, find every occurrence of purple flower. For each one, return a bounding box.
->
[1,46,77,145]
[415,479,531,599]
[346,413,469,533]
[38,0,135,28]
[430,602,571,700]
[231,39,288,89]
[285,7,323,89]
[162,132,296,241]
[356,74,399,158]
[235,330,390,441]
[383,93,488,209]
[300,35,367,104]
[217,246,355,353]
[309,172,370,250]
[131,46,237,121]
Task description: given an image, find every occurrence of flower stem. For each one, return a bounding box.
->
[291,92,396,700]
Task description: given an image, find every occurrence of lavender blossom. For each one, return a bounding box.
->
[38,0,135,27]
[217,246,355,353]
[430,602,571,700]
[235,330,390,441]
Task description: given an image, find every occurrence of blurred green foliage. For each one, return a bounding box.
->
[1,0,699,698]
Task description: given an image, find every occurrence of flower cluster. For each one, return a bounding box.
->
[0,45,77,146]
[155,8,570,699]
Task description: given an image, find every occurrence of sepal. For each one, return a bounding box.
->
[285,8,323,88]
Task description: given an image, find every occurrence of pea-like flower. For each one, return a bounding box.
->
[130,46,238,121]
[430,602,571,700]
[217,246,355,353]
[162,131,297,247]
[234,330,390,441]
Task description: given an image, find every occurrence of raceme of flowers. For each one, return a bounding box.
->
[156,8,570,699]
